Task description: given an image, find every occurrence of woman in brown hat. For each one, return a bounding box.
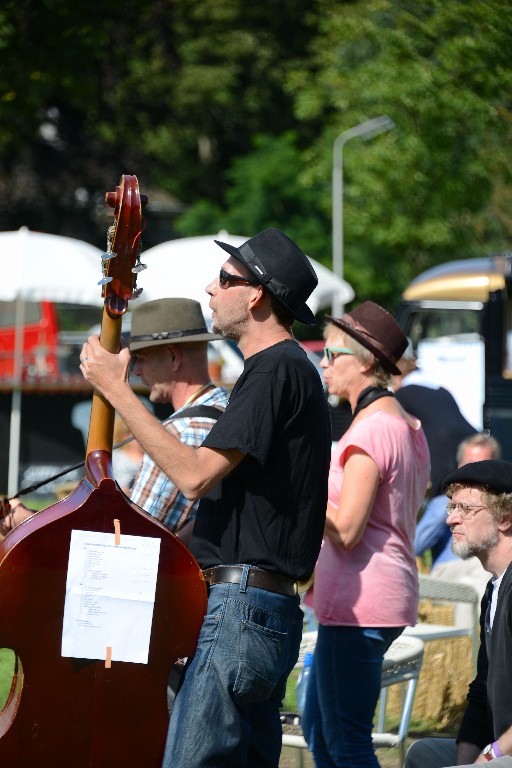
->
[302,301,430,767]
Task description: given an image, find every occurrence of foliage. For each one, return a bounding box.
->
[284,0,512,306]
[177,132,331,260]
[0,0,320,245]
[0,1,511,310]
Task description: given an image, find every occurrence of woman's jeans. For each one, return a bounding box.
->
[162,578,303,768]
[302,624,404,768]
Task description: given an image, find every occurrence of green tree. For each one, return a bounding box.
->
[0,0,322,244]
[176,132,330,260]
[1,0,512,314]
[285,0,512,307]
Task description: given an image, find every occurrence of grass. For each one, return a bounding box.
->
[6,495,57,511]
[279,745,402,767]
[283,668,300,712]
[0,648,15,709]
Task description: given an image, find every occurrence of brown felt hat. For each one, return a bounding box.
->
[326,301,407,375]
[129,298,222,352]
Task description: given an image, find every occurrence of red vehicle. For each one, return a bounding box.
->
[0,300,60,380]
[0,300,103,383]
[0,299,102,495]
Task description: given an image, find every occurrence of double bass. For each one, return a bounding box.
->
[0,176,207,766]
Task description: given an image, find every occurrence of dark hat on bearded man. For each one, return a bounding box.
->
[129,298,222,352]
[443,460,512,494]
[214,228,318,326]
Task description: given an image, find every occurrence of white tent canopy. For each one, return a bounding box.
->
[1,226,105,305]
[1,227,105,496]
[136,232,354,317]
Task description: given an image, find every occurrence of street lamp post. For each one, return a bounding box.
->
[332,115,395,316]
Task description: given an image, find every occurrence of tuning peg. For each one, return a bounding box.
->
[132,262,147,274]
[131,287,144,299]
[98,276,113,286]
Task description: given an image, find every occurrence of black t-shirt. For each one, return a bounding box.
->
[190,339,331,582]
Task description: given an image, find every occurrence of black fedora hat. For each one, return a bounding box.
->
[129,298,223,352]
[443,460,512,494]
[214,228,318,326]
[326,301,407,375]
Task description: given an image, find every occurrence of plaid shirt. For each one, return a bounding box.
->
[130,386,229,532]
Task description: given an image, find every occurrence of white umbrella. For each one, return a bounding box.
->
[1,227,105,495]
[136,232,355,317]
[1,226,105,304]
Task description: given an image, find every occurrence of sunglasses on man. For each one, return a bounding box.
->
[219,269,260,288]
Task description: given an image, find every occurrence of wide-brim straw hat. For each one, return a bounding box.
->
[129,298,223,352]
[326,300,407,375]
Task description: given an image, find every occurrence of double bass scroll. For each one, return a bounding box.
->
[86,175,146,456]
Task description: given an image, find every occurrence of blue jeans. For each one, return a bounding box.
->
[302,624,404,768]
[162,574,303,767]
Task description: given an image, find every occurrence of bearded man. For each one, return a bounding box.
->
[406,460,512,768]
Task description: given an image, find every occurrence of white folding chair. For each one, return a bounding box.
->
[403,573,480,672]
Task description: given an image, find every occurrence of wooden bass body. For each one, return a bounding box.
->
[0,451,206,766]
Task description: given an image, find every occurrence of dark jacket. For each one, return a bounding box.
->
[457,562,512,747]
[395,384,475,497]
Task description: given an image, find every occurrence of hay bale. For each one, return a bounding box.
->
[411,636,472,726]
[384,602,473,729]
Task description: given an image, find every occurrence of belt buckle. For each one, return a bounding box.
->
[202,567,216,585]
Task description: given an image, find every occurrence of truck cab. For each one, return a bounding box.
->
[395,252,512,459]
[0,300,60,380]
[0,300,103,383]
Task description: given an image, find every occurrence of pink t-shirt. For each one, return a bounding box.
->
[310,410,430,627]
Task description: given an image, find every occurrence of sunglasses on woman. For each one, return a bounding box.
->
[323,346,355,362]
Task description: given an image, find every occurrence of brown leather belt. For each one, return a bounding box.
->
[202,566,298,596]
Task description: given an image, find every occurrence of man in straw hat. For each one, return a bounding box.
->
[1,298,229,538]
[406,460,512,768]
[128,298,229,533]
[80,227,332,767]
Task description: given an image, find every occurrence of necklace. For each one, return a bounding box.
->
[353,385,394,417]
[182,381,215,408]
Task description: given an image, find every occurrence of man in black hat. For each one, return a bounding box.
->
[405,460,512,768]
[80,228,332,767]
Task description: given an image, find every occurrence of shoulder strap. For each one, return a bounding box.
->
[166,405,223,422]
